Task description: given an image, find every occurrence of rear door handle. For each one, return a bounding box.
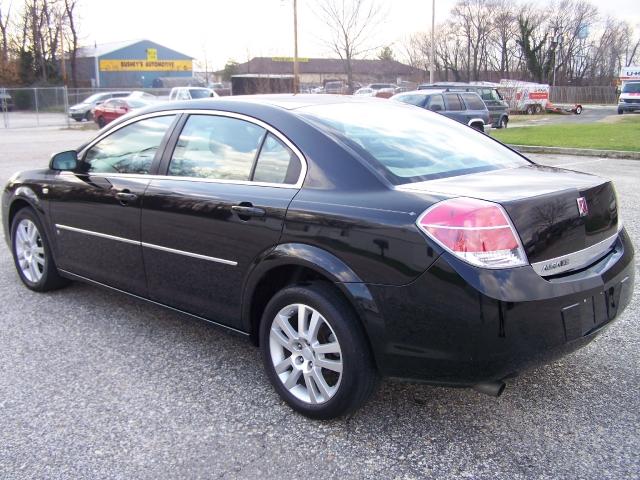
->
[231,204,266,218]
[115,191,138,203]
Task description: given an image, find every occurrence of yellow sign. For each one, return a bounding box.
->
[99,59,193,72]
[146,48,158,61]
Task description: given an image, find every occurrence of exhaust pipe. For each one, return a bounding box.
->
[473,381,506,397]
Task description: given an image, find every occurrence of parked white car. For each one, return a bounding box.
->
[169,87,219,101]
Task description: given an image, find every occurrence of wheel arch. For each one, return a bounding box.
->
[241,243,383,356]
[6,189,44,240]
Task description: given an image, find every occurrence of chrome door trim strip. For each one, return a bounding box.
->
[531,233,619,276]
[55,224,238,266]
[77,108,308,189]
[58,269,249,337]
[55,224,139,245]
[140,242,238,266]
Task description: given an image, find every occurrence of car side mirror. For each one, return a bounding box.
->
[50,150,78,171]
[430,104,443,112]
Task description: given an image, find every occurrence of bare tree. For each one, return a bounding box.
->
[318,0,385,92]
[63,0,79,87]
[0,1,10,63]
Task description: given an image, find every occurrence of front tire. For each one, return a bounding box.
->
[11,208,69,292]
[97,116,106,128]
[259,283,377,419]
[499,116,508,128]
[618,107,624,115]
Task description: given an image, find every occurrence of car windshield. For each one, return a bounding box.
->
[622,82,640,93]
[189,89,211,99]
[300,102,529,184]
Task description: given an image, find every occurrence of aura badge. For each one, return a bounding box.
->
[576,197,589,217]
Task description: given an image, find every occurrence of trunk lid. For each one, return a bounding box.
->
[401,164,619,267]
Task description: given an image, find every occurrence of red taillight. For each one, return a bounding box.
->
[417,197,527,269]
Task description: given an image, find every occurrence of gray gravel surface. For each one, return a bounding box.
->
[0,128,638,479]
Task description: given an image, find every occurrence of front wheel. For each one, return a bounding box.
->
[260,283,377,419]
[11,208,69,292]
[499,116,508,128]
[574,105,582,115]
[618,108,624,115]
[97,116,106,128]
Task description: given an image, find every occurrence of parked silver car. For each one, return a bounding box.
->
[68,91,131,122]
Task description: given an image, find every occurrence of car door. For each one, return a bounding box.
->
[460,93,489,125]
[49,114,178,295]
[443,93,466,124]
[140,112,304,328]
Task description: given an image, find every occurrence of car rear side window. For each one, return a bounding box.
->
[300,103,528,184]
[252,133,301,184]
[461,93,486,110]
[444,94,463,111]
[83,115,176,174]
[169,115,265,180]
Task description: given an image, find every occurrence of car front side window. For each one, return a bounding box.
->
[83,115,176,174]
[169,115,266,180]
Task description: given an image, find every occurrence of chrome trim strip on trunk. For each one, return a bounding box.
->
[54,224,238,266]
[531,234,619,276]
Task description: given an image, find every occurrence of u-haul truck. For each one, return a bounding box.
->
[618,66,640,114]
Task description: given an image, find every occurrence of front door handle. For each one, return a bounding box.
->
[231,204,266,219]
[115,191,138,203]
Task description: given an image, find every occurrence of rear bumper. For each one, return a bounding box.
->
[366,229,635,385]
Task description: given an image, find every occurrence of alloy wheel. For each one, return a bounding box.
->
[269,303,343,405]
[14,219,45,283]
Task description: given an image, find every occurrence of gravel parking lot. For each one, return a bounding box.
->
[0,127,638,479]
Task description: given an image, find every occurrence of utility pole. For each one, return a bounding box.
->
[293,0,300,93]
[429,0,435,84]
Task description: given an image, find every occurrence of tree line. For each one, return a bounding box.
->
[0,0,79,87]
[403,0,640,86]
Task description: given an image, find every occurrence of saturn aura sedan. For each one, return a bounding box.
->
[2,95,634,419]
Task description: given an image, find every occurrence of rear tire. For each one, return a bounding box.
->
[526,105,535,115]
[499,116,508,128]
[84,111,93,121]
[574,105,582,115]
[259,282,377,419]
[11,208,69,292]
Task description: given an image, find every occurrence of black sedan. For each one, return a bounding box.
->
[2,95,634,419]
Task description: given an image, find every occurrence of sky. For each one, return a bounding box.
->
[77,0,640,71]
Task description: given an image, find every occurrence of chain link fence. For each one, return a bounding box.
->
[0,84,620,129]
[1,87,70,128]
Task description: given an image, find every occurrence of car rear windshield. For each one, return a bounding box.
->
[622,82,640,93]
[299,102,529,184]
[189,89,211,99]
